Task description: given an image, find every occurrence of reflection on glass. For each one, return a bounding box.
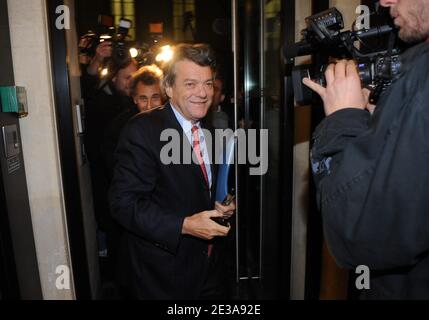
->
[173,0,195,42]
[111,0,136,40]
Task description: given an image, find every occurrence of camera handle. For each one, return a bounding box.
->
[341,25,395,60]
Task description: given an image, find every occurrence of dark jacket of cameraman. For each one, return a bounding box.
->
[310,42,429,299]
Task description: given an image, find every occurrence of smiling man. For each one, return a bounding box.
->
[109,44,235,299]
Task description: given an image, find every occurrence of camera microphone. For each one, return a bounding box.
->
[352,24,393,41]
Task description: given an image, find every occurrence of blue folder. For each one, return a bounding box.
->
[215,135,235,202]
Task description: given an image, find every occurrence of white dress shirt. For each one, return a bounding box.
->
[171,104,212,188]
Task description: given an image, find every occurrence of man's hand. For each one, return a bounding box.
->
[214,199,236,219]
[94,41,113,62]
[182,210,230,240]
[87,41,113,76]
[362,88,376,114]
[303,59,367,116]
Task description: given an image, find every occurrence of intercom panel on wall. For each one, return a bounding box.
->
[2,124,22,174]
[0,112,42,299]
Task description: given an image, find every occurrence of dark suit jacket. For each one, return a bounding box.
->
[109,103,225,299]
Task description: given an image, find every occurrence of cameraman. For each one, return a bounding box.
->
[303,0,429,299]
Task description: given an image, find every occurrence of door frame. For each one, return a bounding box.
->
[46,0,92,300]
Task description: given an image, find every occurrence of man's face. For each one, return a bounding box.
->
[166,60,214,122]
[133,82,163,112]
[79,53,91,65]
[380,0,429,43]
[112,62,138,96]
[212,79,225,108]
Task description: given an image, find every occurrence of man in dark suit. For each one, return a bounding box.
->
[109,43,235,299]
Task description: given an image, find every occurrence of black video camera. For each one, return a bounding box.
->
[285,7,401,105]
[79,15,133,69]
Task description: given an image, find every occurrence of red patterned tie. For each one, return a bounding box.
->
[191,125,213,257]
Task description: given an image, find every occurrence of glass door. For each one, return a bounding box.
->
[231,0,293,299]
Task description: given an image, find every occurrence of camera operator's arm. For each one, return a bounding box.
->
[87,41,112,76]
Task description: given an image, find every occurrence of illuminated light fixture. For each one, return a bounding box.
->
[156,45,174,63]
[101,68,109,77]
[99,35,112,42]
[129,47,139,58]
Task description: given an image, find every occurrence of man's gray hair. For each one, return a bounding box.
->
[162,43,217,90]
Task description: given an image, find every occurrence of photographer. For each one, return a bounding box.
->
[86,41,113,77]
[303,0,429,299]
[78,35,113,100]
[85,57,137,263]
[102,64,165,183]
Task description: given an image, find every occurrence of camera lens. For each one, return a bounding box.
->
[310,62,375,88]
[112,42,131,68]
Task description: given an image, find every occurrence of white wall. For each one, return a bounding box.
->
[7,0,75,299]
